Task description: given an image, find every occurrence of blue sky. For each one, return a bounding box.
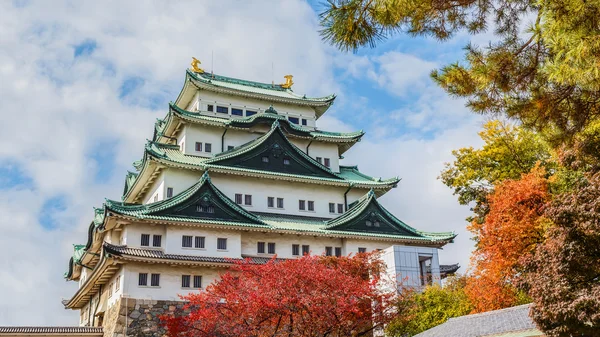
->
[0,0,492,325]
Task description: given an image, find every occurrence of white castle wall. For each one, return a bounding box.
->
[121,223,166,247]
[165,226,242,258]
[175,123,341,172]
[187,90,318,126]
[120,263,225,301]
[139,169,372,217]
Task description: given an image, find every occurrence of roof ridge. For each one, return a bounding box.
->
[447,304,533,322]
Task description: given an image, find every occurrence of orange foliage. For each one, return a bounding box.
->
[465,165,549,312]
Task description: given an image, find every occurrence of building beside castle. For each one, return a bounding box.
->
[1,62,458,337]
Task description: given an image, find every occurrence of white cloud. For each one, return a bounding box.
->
[0,0,483,325]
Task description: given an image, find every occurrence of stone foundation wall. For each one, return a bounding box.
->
[102,297,190,337]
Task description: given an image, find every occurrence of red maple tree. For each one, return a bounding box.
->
[162,253,395,337]
[465,166,550,312]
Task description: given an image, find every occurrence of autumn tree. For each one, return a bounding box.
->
[440,120,552,223]
[524,173,600,337]
[465,166,550,312]
[162,254,396,337]
[319,0,600,142]
[386,276,473,337]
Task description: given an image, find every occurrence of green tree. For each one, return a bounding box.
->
[439,120,551,222]
[319,0,600,141]
[386,276,473,337]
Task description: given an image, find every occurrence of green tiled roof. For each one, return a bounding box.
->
[122,171,138,197]
[64,244,87,279]
[132,123,398,191]
[107,172,270,228]
[188,70,336,104]
[156,103,364,143]
[323,190,456,241]
[112,175,453,243]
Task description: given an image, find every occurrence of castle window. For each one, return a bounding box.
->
[325,246,332,256]
[195,236,205,249]
[302,245,310,256]
[257,242,265,254]
[267,197,274,208]
[141,234,150,247]
[244,194,252,206]
[277,198,284,209]
[232,108,243,116]
[115,276,120,291]
[307,201,314,211]
[335,247,342,257]
[138,273,147,286]
[193,275,202,288]
[246,110,257,116]
[207,104,214,112]
[337,204,344,213]
[153,194,158,202]
[217,238,227,250]
[292,244,300,256]
[152,235,162,247]
[288,117,299,124]
[262,156,269,163]
[268,242,276,254]
[329,203,335,213]
[150,273,160,287]
[228,145,234,150]
[182,275,191,288]
[180,142,184,151]
[316,157,322,164]
[182,235,193,248]
[195,142,202,152]
[299,200,306,211]
[166,187,173,198]
[302,119,307,126]
[235,194,243,204]
[283,158,290,165]
[366,220,372,227]
[358,247,367,253]
[205,143,212,153]
[216,106,228,114]
[324,158,331,168]
[374,221,380,227]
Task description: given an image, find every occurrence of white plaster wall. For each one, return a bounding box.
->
[122,223,166,248]
[192,90,317,125]
[143,171,166,205]
[181,123,340,166]
[121,263,225,301]
[177,130,187,154]
[211,175,369,218]
[290,139,340,173]
[223,128,264,151]
[181,124,224,156]
[106,267,124,309]
[380,246,441,288]
[137,169,373,218]
[162,169,203,199]
[343,239,394,255]
[166,226,242,258]
[240,232,344,258]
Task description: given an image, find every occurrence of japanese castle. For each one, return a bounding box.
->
[1,61,459,336]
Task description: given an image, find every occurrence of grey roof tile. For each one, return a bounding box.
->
[0,326,103,334]
[414,304,542,337]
